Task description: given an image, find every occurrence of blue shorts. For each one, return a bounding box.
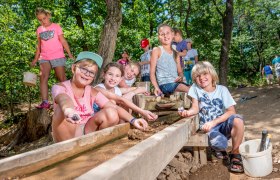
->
[207,114,243,151]
[39,58,66,68]
[159,82,180,95]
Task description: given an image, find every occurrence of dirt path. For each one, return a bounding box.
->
[189,85,280,179]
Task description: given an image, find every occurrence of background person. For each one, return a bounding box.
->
[31,7,74,109]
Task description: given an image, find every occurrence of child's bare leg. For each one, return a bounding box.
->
[175,84,190,93]
[40,62,51,101]
[85,107,119,133]
[52,105,77,142]
[54,66,66,82]
[231,118,244,154]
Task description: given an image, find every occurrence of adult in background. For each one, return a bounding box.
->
[183,38,198,84]
[139,38,152,82]
[262,63,273,85]
[272,55,280,85]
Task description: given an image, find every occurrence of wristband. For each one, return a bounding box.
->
[129,117,137,125]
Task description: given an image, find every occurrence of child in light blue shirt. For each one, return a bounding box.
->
[178,61,244,173]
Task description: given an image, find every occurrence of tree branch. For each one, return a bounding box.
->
[212,0,223,17]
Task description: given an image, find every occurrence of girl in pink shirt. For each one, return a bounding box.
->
[51,51,148,142]
[31,7,74,109]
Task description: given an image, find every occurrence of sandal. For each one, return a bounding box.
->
[229,153,244,173]
[211,149,228,160]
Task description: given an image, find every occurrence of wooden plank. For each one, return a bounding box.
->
[193,147,199,164]
[185,133,209,147]
[76,118,194,180]
[0,123,130,178]
[199,147,207,165]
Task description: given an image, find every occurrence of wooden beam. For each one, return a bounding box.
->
[0,123,130,178]
[76,118,194,180]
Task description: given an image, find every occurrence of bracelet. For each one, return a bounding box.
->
[129,117,137,125]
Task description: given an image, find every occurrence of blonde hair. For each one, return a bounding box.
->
[128,62,141,77]
[35,7,51,16]
[191,61,219,86]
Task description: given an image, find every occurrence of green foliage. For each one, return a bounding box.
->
[0,0,280,117]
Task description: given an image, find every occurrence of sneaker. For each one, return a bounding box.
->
[36,101,51,109]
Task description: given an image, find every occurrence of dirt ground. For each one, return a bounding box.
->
[0,85,279,179]
[188,84,280,180]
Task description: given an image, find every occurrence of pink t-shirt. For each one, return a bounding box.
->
[52,80,109,124]
[36,23,65,60]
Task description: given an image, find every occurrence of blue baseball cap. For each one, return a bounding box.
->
[75,51,103,68]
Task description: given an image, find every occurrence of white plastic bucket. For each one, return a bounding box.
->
[23,72,37,87]
[239,139,272,177]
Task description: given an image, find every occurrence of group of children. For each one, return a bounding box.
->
[32,7,244,173]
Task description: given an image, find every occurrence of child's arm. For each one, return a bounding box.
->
[150,47,162,96]
[202,105,236,132]
[177,49,187,57]
[54,93,82,124]
[118,78,130,88]
[174,53,184,82]
[96,88,158,121]
[103,101,148,130]
[195,55,199,63]
[120,87,147,95]
[178,97,199,117]
[59,35,74,59]
[31,36,41,67]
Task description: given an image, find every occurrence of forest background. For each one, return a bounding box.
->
[0,0,280,117]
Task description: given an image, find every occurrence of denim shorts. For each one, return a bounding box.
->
[159,82,180,95]
[207,114,243,151]
[39,58,66,68]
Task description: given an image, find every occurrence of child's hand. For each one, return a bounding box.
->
[30,60,37,67]
[201,121,215,132]
[142,110,158,121]
[175,76,183,82]
[68,54,75,60]
[64,108,81,124]
[154,88,163,97]
[178,109,191,117]
[131,118,148,131]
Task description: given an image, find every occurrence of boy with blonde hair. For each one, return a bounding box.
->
[178,61,244,173]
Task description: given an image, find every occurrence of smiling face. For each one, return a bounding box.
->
[103,66,123,90]
[36,13,52,27]
[124,64,140,80]
[72,62,98,87]
[158,25,174,46]
[195,72,214,90]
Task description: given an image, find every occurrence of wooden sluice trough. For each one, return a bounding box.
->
[0,93,201,179]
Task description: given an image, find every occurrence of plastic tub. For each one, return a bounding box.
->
[239,139,272,177]
[136,82,150,92]
[23,72,37,87]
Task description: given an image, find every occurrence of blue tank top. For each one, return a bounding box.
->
[156,46,178,85]
[264,65,272,75]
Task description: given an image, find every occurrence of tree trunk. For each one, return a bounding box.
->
[96,0,122,83]
[219,0,234,85]
[184,0,191,37]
